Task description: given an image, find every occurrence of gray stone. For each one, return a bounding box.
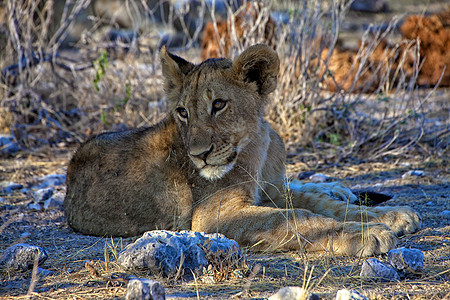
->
[20,232,31,239]
[309,173,330,183]
[388,247,424,272]
[336,289,368,300]
[350,0,388,13]
[269,287,318,300]
[0,182,23,194]
[117,230,240,277]
[0,135,19,156]
[360,258,399,280]
[297,171,315,180]
[33,188,55,203]
[28,202,42,210]
[439,210,450,218]
[38,174,66,188]
[0,243,48,271]
[37,268,54,277]
[125,278,165,300]
[43,194,64,210]
[402,170,425,179]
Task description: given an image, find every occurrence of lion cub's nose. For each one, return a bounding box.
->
[190,145,214,162]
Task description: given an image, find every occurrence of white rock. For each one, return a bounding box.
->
[269,287,318,300]
[0,182,23,194]
[388,247,424,272]
[360,258,399,280]
[38,174,66,188]
[117,230,240,278]
[0,135,19,156]
[336,289,368,300]
[439,210,450,218]
[402,170,425,179]
[43,197,63,210]
[33,188,54,203]
[28,202,42,210]
[309,173,330,183]
[0,243,48,271]
[37,268,54,277]
[125,278,165,300]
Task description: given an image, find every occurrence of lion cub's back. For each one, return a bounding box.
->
[64,125,193,237]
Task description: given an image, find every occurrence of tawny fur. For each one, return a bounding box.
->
[64,44,421,256]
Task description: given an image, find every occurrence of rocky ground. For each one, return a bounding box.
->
[0,1,449,299]
[0,143,448,299]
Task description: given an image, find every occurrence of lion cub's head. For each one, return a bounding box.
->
[160,44,279,180]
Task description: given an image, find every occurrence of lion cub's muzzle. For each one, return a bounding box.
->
[188,143,238,180]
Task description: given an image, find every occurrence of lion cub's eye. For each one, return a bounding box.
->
[211,99,227,115]
[176,107,188,119]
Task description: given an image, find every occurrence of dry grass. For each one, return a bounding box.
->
[0,150,449,299]
[0,0,449,299]
[1,0,447,162]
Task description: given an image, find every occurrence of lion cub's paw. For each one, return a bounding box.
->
[337,223,398,256]
[374,206,422,236]
[289,180,358,203]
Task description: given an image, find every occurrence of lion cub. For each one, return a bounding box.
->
[64,44,421,256]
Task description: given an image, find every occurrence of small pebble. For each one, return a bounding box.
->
[38,174,66,188]
[0,243,48,271]
[0,182,23,194]
[297,171,315,180]
[28,203,42,210]
[20,232,31,239]
[43,198,63,210]
[0,135,19,156]
[125,278,165,300]
[402,170,425,179]
[269,287,318,300]
[33,188,54,203]
[439,210,450,218]
[309,173,330,183]
[37,268,54,277]
[336,289,368,300]
[388,247,424,273]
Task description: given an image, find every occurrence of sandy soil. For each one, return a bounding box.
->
[0,1,449,298]
[0,145,448,299]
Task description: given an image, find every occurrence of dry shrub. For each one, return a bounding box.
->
[0,0,170,150]
[200,1,276,60]
[262,0,442,162]
[316,38,417,93]
[198,0,427,163]
[400,10,450,87]
[319,9,450,92]
[0,0,446,163]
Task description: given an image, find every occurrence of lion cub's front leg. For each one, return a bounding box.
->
[287,181,422,236]
[192,191,398,256]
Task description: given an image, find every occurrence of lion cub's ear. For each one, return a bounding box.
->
[232,44,280,95]
[160,46,195,91]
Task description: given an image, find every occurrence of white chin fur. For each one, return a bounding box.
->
[200,162,235,180]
